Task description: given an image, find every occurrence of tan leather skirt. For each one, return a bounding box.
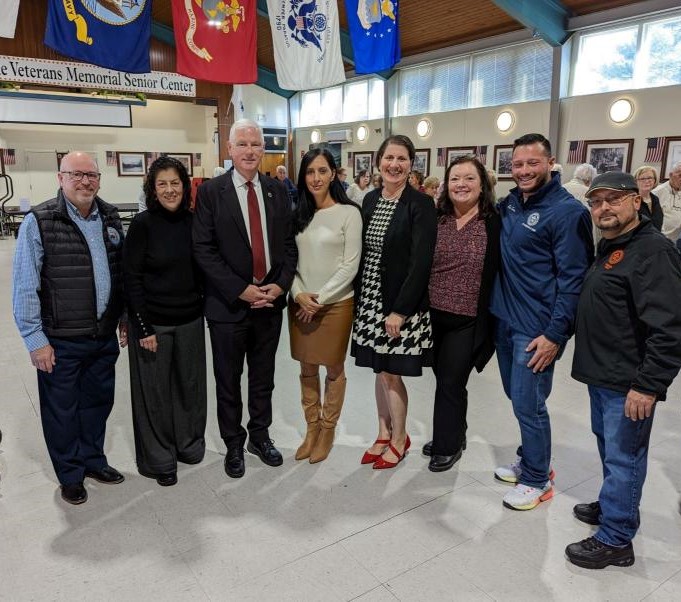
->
[288,297,354,365]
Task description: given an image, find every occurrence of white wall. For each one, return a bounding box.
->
[291,82,680,197]
[293,101,550,197]
[559,85,680,180]
[0,99,218,206]
[240,84,288,129]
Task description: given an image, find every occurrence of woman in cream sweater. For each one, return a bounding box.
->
[289,148,363,463]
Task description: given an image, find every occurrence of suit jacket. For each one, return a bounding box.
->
[358,185,437,316]
[192,169,297,322]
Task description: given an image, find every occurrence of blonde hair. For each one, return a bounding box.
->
[633,165,659,188]
[423,176,439,189]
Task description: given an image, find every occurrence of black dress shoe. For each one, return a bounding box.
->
[565,536,634,569]
[85,466,125,484]
[428,449,463,472]
[573,501,601,525]
[423,437,467,457]
[61,482,88,505]
[247,439,283,467]
[225,447,245,478]
[156,473,178,487]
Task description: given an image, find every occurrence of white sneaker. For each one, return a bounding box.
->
[502,481,554,511]
[494,456,556,484]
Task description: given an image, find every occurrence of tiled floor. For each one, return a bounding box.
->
[1,236,681,601]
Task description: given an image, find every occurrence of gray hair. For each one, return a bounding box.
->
[276,165,287,175]
[573,163,597,185]
[229,118,264,143]
[672,161,681,172]
[553,163,563,175]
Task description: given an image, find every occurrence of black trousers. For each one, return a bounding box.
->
[208,309,283,448]
[431,309,477,456]
[128,316,207,476]
[38,334,119,485]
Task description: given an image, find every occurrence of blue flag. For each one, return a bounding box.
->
[45,0,151,74]
[344,0,400,74]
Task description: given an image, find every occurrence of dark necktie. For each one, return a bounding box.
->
[246,180,267,281]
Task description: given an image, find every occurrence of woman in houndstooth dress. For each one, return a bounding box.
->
[352,135,437,469]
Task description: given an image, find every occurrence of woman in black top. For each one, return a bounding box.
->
[633,165,663,231]
[123,157,206,487]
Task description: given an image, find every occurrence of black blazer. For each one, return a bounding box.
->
[358,186,437,316]
[638,192,663,231]
[472,212,501,372]
[192,169,298,322]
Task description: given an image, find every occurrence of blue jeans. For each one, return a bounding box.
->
[495,319,557,488]
[589,385,656,547]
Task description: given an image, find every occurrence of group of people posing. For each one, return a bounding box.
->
[11,121,681,572]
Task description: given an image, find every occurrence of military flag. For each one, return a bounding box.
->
[0,0,20,39]
[171,0,257,84]
[266,0,345,90]
[44,0,151,73]
[344,0,400,74]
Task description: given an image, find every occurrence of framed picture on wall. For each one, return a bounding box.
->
[116,152,145,177]
[493,145,514,180]
[413,149,430,176]
[353,152,373,176]
[584,139,634,174]
[446,146,475,167]
[167,153,194,176]
[661,137,681,180]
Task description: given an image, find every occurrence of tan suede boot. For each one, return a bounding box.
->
[310,375,347,464]
[295,374,321,460]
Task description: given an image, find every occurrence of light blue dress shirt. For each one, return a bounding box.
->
[12,198,112,352]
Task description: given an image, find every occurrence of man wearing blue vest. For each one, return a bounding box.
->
[490,133,594,511]
[13,152,128,505]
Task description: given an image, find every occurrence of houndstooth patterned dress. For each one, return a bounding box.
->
[352,196,433,376]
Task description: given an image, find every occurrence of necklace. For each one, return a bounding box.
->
[382,184,406,201]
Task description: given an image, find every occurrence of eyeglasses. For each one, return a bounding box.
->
[586,193,636,209]
[61,171,101,182]
[636,176,655,182]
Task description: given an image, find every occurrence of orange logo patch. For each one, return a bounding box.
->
[604,250,624,270]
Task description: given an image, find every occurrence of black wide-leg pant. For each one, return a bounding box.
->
[129,316,207,477]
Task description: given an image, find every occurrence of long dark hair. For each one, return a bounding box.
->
[144,156,191,212]
[294,148,360,234]
[437,156,496,219]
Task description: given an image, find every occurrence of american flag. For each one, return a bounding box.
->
[436,147,446,167]
[1,148,16,165]
[106,151,116,166]
[475,145,488,164]
[567,140,585,164]
[644,137,666,163]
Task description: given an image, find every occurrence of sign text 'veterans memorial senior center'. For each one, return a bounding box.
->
[0,55,196,97]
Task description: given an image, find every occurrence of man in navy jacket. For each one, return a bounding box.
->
[490,133,594,511]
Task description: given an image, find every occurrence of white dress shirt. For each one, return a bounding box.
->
[653,181,681,241]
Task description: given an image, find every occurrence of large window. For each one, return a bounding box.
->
[296,77,385,127]
[571,13,681,95]
[395,40,553,117]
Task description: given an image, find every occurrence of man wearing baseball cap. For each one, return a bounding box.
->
[567,171,681,569]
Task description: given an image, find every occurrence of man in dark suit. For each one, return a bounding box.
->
[193,119,297,478]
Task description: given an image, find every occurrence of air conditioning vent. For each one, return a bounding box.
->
[325,129,353,143]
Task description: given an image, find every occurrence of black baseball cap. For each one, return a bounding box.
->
[585,172,638,198]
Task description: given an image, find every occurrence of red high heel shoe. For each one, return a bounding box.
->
[361,438,390,465]
[373,435,411,470]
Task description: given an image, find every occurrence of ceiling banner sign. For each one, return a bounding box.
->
[0,55,196,97]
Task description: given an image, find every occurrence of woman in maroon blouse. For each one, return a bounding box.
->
[423,156,501,472]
